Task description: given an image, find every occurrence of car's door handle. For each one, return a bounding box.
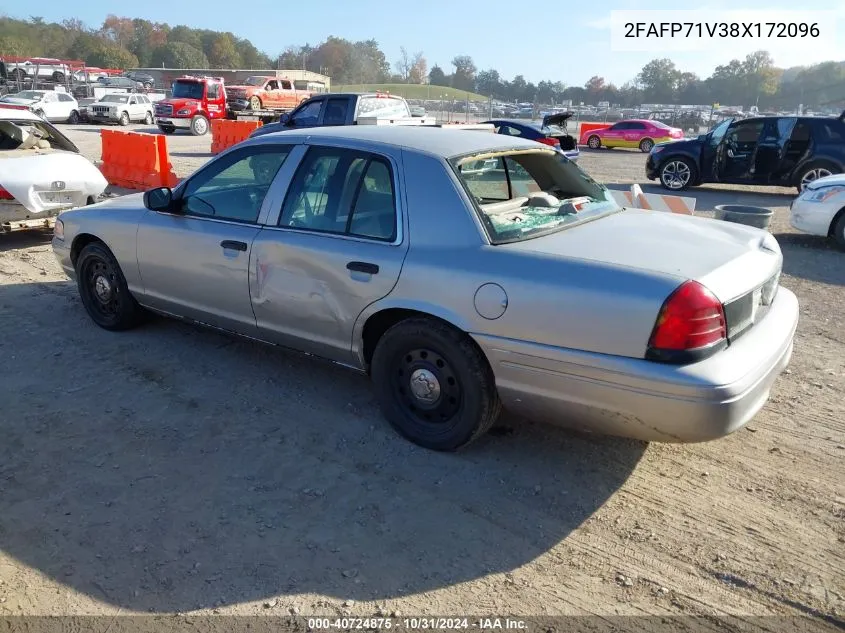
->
[220,240,248,252]
[347,261,379,275]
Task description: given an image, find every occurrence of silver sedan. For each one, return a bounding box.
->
[52,126,799,451]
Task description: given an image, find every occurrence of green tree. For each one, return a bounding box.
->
[150,41,208,68]
[208,33,241,68]
[451,55,476,92]
[636,58,681,103]
[428,64,448,86]
[167,25,203,50]
[0,35,29,56]
[475,69,501,97]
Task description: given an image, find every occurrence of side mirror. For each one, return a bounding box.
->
[143,186,174,211]
[279,113,291,126]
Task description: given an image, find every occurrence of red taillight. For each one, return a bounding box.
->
[648,281,726,358]
[0,187,14,201]
[537,137,560,147]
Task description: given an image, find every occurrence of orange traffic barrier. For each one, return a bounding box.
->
[210,119,263,155]
[578,122,612,145]
[99,130,179,191]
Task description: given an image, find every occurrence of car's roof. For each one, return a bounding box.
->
[251,125,544,158]
[0,106,42,122]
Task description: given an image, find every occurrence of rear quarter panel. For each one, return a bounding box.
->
[356,151,682,360]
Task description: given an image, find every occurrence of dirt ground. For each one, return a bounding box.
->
[0,123,843,627]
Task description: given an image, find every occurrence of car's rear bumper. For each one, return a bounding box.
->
[472,286,798,443]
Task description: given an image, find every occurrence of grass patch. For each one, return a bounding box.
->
[332,84,489,101]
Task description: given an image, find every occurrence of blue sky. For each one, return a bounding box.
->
[10,0,845,85]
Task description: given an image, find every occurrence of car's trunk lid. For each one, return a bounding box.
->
[502,208,782,305]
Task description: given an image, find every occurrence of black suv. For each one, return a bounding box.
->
[646,112,845,192]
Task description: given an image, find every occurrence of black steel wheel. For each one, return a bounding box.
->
[75,242,144,331]
[371,317,501,451]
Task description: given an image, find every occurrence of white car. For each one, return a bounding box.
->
[87,93,155,126]
[0,106,107,233]
[0,90,81,123]
[789,173,845,249]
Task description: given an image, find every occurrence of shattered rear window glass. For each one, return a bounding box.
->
[452,150,619,244]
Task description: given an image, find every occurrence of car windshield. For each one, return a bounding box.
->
[8,91,43,100]
[100,95,129,103]
[243,76,266,86]
[451,148,620,244]
[171,81,205,100]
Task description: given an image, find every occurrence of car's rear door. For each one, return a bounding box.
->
[136,143,296,335]
[249,144,409,364]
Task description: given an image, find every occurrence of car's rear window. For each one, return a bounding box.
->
[650,120,672,129]
[450,149,620,244]
[357,96,411,119]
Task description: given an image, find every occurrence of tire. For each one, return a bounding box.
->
[11,69,26,81]
[144,111,153,125]
[143,82,152,90]
[832,211,845,250]
[639,138,654,152]
[67,110,79,124]
[795,162,838,193]
[587,135,601,149]
[74,242,144,331]
[370,317,501,451]
[659,157,696,191]
[51,71,65,83]
[119,111,130,126]
[158,125,175,134]
[249,96,262,110]
[190,114,209,136]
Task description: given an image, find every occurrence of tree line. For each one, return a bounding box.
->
[0,14,842,109]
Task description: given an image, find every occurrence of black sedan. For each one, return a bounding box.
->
[646,112,845,192]
[482,114,579,161]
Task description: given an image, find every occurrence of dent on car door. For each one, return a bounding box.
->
[250,145,409,365]
[136,144,295,334]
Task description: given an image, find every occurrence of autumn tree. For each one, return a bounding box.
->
[394,46,412,82]
[409,52,427,83]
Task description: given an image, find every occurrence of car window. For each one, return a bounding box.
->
[279,146,397,241]
[776,117,796,140]
[501,125,522,136]
[732,120,764,143]
[323,98,349,125]
[609,122,626,130]
[292,100,323,126]
[58,93,74,102]
[356,96,411,119]
[266,80,279,90]
[180,146,292,223]
[453,150,618,244]
[128,96,137,105]
[207,84,221,99]
[708,118,732,146]
[628,122,646,130]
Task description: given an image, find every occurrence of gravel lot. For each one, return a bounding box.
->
[0,123,843,625]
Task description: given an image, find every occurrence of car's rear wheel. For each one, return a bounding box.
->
[587,135,601,149]
[144,111,153,125]
[249,96,262,110]
[797,162,837,192]
[371,317,501,451]
[75,242,144,331]
[639,138,654,152]
[659,158,696,191]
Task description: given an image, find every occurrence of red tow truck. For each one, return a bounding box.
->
[154,74,310,136]
[153,75,227,136]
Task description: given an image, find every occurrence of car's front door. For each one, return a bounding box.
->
[136,144,295,334]
[622,121,647,147]
[250,145,409,364]
[601,122,627,147]
[263,80,280,109]
[702,118,733,182]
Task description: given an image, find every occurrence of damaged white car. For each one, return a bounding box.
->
[0,106,107,233]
